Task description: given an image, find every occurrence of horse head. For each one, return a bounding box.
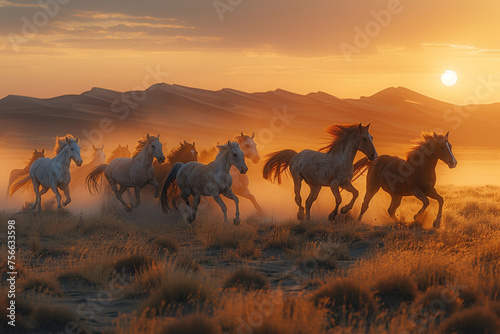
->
[356,124,378,161]
[238,132,260,164]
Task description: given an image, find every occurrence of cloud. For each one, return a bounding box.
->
[0,0,498,56]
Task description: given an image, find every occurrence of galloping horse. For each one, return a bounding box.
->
[86,134,165,211]
[231,132,264,215]
[160,141,248,224]
[198,133,263,215]
[11,135,83,212]
[357,132,457,228]
[8,148,45,197]
[70,145,105,189]
[263,123,377,221]
[153,141,198,185]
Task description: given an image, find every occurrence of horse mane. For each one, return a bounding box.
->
[54,134,77,155]
[24,150,44,169]
[132,135,159,158]
[167,142,194,165]
[406,132,444,161]
[107,145,131,162]
[216,142,239,159]
[319,124,361,154]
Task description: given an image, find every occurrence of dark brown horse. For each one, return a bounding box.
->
[357,132,457,228]
[263,123,377,221]
[153,141,198,186]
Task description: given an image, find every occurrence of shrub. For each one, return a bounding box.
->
[373,273,417,308]
[438,306,500,334]
[224,268,270,291]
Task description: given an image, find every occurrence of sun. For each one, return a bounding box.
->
[441,70,458,86]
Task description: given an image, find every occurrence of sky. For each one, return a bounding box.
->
[0,0,499,104]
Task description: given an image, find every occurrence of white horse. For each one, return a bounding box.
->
[11,135,83,212]
[232,132,264,215]
[263,124,377,221]
[86,134,165,212]
[160,141,248,224]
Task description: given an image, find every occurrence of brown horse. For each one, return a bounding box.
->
[357,132,457,228]
[153,141,198,186]
[263,123,377,221]
[8,149,45,197]
[106,144,131,163]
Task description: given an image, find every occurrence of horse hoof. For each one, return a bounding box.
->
[328,212,337,221]
[297,211,305,221]
[340,206,350,214]
[125,206,133,212]
[233,218,241,226]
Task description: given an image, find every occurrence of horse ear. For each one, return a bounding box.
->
[445,132,449,140]
[184,140,188,144]
[146,133,150,139]
[180,142,183,146]
[366,123,371,130]
[251,132,255,139]
[193,142,195,146]
[35,149,38,152]
[433,132,438,138]
[241,132,244,137]
[42,149,44,154]
[358,123,363,131]
[76,137,80,143]
[66,137,70,143]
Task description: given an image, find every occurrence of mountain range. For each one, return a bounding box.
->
[1,83,498,160]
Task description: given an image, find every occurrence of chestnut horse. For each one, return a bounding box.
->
[357,132,457,228]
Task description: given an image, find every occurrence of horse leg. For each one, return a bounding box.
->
[132,186,141,208]
[426,188,444,228]
[388,194,403,222]
[51,184,62,209]
[340,182,359,215]
[188,194,201,223]
[293,174,305,220]
[358,185,380,221]
[31,179,41,212]
[412,188,430,220]
[223,188,241,225]
[305,183,321,220]
[148,178,161,198]
[328,183,342,221]
[213,195,228,224]
[239,188,265,216]
[62,184,72,206]
[105,175,132,211]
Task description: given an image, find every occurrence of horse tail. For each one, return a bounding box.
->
[160,162,183,212]
[351,157,372,182]
[262,149,297,184]
[9,174,32,197]
[86,164,107,195]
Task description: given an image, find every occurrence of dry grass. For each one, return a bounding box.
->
[152,236,179,254]
[438,306,500,334]
[19,275,62,296]
[372,272,418,308]
[311,278,376,324]
[144,267,217,315]
[224,268,270,291]
[160,314,221,334]
[265,227,298,249]
[114,254,154,275]
[31,304,85,333]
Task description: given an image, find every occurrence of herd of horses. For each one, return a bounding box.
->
[7,123,457,227]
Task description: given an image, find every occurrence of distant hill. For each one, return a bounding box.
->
[1,83,498,160]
